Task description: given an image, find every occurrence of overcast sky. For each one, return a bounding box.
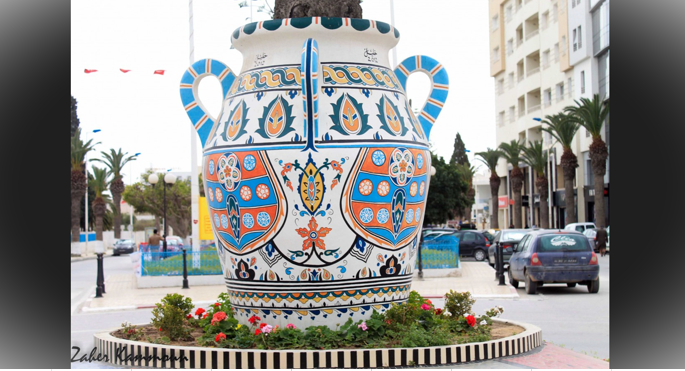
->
[71,0,496,183]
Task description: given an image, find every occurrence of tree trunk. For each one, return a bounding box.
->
[510,167,524,228]
[93,197,106,241]
[110,179,125,239]
[535,175,549,229]
[560,149,578,225]
[155,216,161,232]
[71,170,87,242]
[464,187,475,223]
[590,138,609,228]
[489,174,501,229]
[273,0,362,19]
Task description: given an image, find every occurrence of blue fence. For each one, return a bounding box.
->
[140,250,222,276]
[419,236,460,269]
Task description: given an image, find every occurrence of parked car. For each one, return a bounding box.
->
[479,230,495,246]
[422,228,457,240]
[165,235,184,254]
[487,229,528,267]
[583,228,598,252]
[606,226,610,252]
[563,222,596,233]
[430,230,491,261]
[508,230,600,294]
[112,239,136,256]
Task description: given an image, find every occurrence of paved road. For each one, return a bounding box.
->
[70,254,610,368]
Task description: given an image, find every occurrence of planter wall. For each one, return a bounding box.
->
[93,319,540,369]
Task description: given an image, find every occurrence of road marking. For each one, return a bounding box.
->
[71,285,96,315]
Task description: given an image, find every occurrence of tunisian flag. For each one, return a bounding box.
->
[84,69,98,73]
[120,69,131,73]
[153,70,165,75]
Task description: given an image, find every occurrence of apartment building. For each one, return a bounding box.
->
[488,0,608,228]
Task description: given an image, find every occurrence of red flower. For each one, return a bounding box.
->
[214,302,220,307]
[255,329,262,335]
[295,217,332,251]
[248,315,260,324]
[466,315,476,327]
[128,329,135,334]
[425,299,432,305]
[385,320,391,325]
[215,332,226,342]
[211,311,227,325]
[195,308,206,316]
[259,322,268,329]
[203,313,209,319]
[186,314,192,319]
[158,327,162,332]
[434,308,443,315]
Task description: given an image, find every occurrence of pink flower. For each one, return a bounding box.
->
[211,311,227,326]
[286,323,296,330]
[358,322,368,331]
[421,304,431,311]
[262,324,273,334]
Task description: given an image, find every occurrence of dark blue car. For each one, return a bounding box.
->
[508,230,600,294]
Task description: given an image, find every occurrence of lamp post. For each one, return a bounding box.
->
[149,172,177,256]
[84,129,101,254]
[129,153,141,242]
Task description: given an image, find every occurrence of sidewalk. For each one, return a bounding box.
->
[71,248,115,262]
[82,262,516,312]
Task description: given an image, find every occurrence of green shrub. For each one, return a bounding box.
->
[150,293,194,341]
[444,290,475,318]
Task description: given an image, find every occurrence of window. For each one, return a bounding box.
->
[571,0,576,7]
[509,106,515,123]
[507,39,514,55]
[520,235,533,252]
[492,47,500,63]
[537,234,590,252]
[508,72,515,88]
[497,79,504,94]
[556,82,564,102]
[573,29,577,51]
[541,11,549,30]
[552,4,558,22]
[561,35,567,55]
[578,25,582,48]
[463,233,476,242]
[580,71,585,93]
[492,14,499,32]
[554,43,559,62]
[498,111,505,127]
[568,77,573,96]
[506,5,513,22]
[544,88,552,107]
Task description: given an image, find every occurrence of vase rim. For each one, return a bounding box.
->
[230,17,401,45]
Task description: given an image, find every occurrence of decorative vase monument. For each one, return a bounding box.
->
[180,16,449,329]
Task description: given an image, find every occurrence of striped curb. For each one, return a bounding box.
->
[93,318,541,368]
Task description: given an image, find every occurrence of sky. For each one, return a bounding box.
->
[71,0,496,183]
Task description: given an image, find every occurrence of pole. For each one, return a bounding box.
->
[84,132,89,254]
[189,0,201,269]
[100,253,106,293]
[95,253,103,297]
[389,0,398,68]
[418,233,424,278]
[497,243,506,285]
[182,248,190,289]
[163,183,168,255]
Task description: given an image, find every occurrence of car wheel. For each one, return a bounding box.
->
[508,268,519,288]
[588,278,600,293]
[525,273,537,294]
[474,249,486,261]
[567,283,577,288]
[113,253,119,256]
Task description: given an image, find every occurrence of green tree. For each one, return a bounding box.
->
[449,133,470,167]
[498,139,525,228]
[455,163,476,221]
[273,0,362,19]
[475,148,503,229]
[521,140,549,229]
[123,171,192,238]
[89,166,111,240]
[94,149,138,239]
[71,128,99,242]
[541,112,580,225]
[71,96,80,137]
[565,94,610,227]
[424,154,469,225]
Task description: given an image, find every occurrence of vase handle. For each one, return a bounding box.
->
[179,59,237,148]
[393,56,449,140]
[301,38,320,151]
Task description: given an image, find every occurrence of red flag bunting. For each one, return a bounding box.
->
[120,69,131,73]
[153,70,165,75]
[84,69,98,73]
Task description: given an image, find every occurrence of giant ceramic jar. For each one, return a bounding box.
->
[180,17,449,329]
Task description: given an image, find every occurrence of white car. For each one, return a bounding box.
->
[564,222,596,233]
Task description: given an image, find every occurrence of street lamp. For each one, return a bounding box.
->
[84,129,101,254]
[149,172,177,255]
[129,153,141,241]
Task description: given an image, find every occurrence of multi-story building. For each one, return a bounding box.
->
[487,0,609,229]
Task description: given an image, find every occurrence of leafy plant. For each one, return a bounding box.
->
[150,294,194,341]
[444,290,475,318]
[119,322,144,341]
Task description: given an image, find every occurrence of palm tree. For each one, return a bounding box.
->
[456,164,477,223]
[565,94,610,228]
[71,128,99,242]
[521,140,549,229]
[89,166,111,241]
[94,149,138,239]
[541,113,580,226]
[475,148,503,229]
[498,140,525,228]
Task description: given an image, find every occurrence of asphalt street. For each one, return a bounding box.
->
[70,254,610,368]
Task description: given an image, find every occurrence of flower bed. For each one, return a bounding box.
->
[94,290,541,368]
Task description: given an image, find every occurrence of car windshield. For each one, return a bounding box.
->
[502,231,526,241]
[583,229,597,237]
[537,234,590,252]
[116,240,133,244]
